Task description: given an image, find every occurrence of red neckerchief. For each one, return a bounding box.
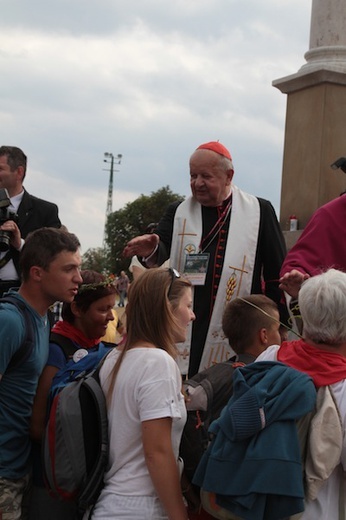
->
[52,320,100,349]
[278,339,346,388]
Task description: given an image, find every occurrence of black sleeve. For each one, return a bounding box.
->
[253,198,288,324]
[155,201,181,265]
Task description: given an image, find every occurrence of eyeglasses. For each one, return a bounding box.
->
[167,268,181,298]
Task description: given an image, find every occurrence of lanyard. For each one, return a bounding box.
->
[198,199,232,253]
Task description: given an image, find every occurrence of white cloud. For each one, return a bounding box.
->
[0,0,313,251]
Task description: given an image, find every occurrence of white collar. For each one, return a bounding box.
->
[10,190,24,212]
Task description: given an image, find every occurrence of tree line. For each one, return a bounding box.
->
[82,186,184,275]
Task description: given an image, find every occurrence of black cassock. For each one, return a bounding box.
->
[155,196,287,377]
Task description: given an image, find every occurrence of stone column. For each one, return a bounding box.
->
[309,0,346,48]
[274,0,346,232]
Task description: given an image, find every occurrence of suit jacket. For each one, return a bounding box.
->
[11,189,61,276]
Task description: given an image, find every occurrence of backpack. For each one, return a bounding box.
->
[49,331,78,361]
[180,357,248,482]
[46,333,115,405]
[43,341,113,519]
[196,362,324,520]
[199,387,344,520]
[1,295,34,372]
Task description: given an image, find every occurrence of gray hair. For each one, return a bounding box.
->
[219,155,234,173]
[299,268,346,345]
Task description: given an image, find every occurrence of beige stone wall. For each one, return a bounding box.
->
[282,230,304,252]
[279,80,346,231]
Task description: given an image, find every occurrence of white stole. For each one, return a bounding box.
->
[170,185,260,374]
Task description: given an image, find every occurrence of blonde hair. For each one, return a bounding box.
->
[107,268,191,401]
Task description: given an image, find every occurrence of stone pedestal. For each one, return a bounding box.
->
[274,0,346,231]
[276,71,346,230]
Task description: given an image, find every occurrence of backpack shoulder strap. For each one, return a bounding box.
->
[49,332,78,360]
[1,295,35,372]
[92,348,114,383]
[235,353,256,366]
[101,340,117,349]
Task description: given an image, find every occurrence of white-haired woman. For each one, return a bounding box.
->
[258,268,346,520]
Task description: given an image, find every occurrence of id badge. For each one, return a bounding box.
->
[183,253,210,285]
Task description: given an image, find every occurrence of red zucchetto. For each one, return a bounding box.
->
[196,141,232,160]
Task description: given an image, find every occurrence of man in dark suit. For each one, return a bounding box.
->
[0,146,61,295]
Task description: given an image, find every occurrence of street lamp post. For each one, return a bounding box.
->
[103,152,122,248]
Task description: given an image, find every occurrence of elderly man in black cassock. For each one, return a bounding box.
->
[123,141,287,377]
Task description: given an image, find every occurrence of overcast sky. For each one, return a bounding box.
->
[1,0,312,253]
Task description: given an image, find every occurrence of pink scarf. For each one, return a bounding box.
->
[278,339,346,388]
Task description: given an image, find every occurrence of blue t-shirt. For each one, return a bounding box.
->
[47,340,104,369]
[0,291,49,479]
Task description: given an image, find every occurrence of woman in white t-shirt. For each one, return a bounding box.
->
[90,268,195,520]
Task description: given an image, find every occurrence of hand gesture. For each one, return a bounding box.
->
[123,233,159,259]
[279,269,310,299]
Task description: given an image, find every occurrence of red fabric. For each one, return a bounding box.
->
[277,339,346,388]
[280,195,346,277]
[52,320,100,349]
[196,141,232,160]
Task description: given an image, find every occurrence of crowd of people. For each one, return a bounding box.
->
[0,142,346,520]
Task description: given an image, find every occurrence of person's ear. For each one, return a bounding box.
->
[70,300,82,318]
[15,165,25,183]
[30,266,44,282]
[226,168,234,185]
[259,327,268,345]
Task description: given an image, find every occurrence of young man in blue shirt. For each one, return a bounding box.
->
[0,227,83,520]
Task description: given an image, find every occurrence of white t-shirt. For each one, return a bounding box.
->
[257,345,346,520]
[100,347,186,496]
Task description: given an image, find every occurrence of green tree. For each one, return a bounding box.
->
[81,247,109,273]
[105,185,184,274]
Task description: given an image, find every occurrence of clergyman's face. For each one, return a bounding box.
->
[189,149,233,207]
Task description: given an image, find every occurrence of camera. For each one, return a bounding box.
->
[0,188,19,252]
